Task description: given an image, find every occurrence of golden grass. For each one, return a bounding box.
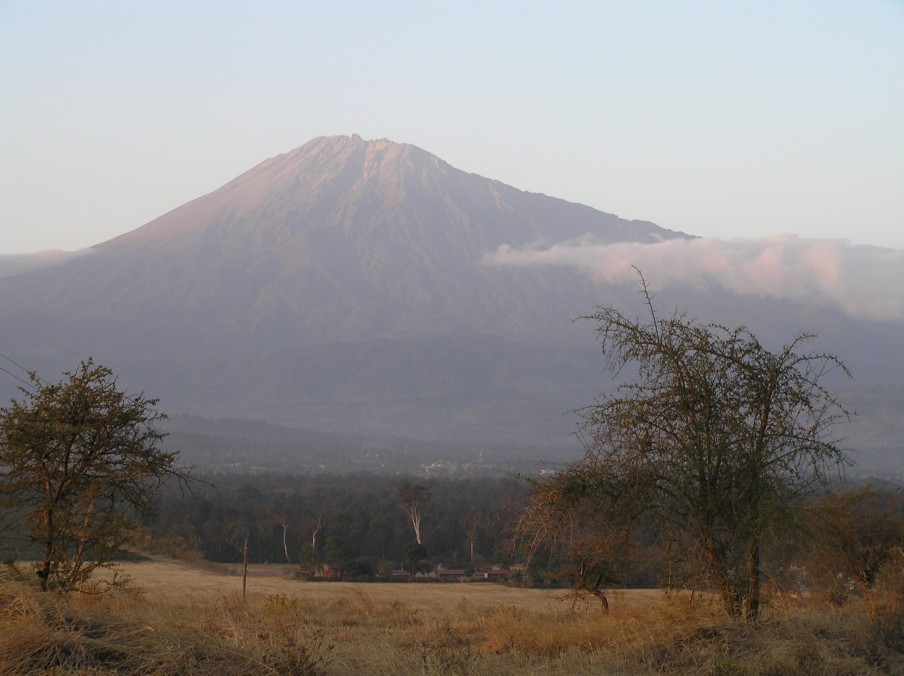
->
[1,558,902,674]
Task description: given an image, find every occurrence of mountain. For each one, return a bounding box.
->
[1,135,677,341]
[0,135,900,473]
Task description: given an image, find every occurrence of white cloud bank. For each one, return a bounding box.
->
[485,236,904,322]
[0,249,95,279]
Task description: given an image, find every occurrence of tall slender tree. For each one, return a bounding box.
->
[397,481,431,546]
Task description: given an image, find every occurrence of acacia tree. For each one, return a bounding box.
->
[0,360,190,591]
[804,486,904,595]
[514,466,637,612]
[524,278,850,620]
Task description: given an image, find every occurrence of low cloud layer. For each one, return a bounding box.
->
[486,236,904,322]
[0,249,95,279]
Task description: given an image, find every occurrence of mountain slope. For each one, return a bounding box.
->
[0,135,899,471]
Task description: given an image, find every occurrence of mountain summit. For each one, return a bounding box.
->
[104,135,674,252]
[0,136,683,345]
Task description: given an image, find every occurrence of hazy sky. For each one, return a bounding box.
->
[2,1,902,254]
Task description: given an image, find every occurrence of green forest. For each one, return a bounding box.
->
[136,471,904,601]
[146,473,527,576]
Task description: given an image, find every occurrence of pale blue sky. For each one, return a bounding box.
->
[1,0,902,254]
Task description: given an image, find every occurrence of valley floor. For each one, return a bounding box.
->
[109,557,663,612]
[1,558,902,674]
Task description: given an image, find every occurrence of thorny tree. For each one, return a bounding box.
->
[514,465,638,613]
[804,486,904,595]
[0,360,191,592]
[522,276,850,620]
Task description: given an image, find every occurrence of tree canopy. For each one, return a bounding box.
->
[0,360,189,591]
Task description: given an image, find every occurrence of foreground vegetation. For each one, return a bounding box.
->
[1,557,903,674]
[521,283,853,621]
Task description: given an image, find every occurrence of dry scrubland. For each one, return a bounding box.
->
[1,558,903,675]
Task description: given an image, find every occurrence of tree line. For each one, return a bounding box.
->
[145,472,526,575]
[139,468,903,600]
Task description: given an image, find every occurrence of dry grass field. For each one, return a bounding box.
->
[1,557,903,674]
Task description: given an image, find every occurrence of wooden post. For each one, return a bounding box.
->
[242,534,249,602]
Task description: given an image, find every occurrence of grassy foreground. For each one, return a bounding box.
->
[1,558,903,674]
